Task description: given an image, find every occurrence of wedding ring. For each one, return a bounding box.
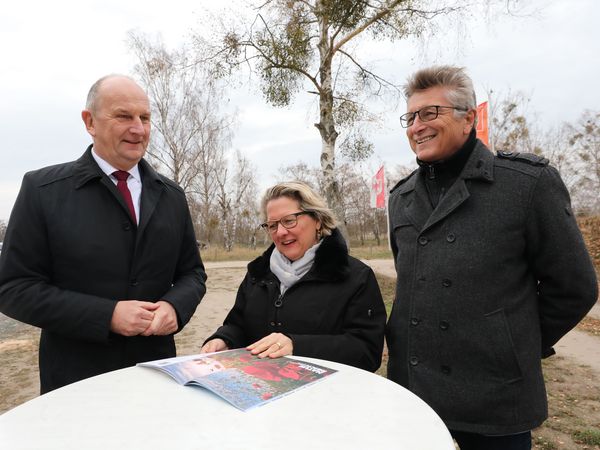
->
[276,342,282,349]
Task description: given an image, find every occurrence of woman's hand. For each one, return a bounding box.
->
[201,338,229,354]
[247,333,293,358]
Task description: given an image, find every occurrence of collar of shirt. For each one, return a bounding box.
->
[91,147,142,223]
[91,147,141,183]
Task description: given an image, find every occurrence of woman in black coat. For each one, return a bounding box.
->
[202,181,386,372]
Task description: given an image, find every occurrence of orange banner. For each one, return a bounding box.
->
[476,102,489,147]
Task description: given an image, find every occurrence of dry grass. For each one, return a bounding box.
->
[579,316,600,337]
[533,357,600,449]
[199,240,393,262]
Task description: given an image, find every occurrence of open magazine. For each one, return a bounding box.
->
[137,348,337,411]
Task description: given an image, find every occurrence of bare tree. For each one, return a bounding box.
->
[489,90,543,154]
[387,162,418,188]
[277,161,322,187]
[568,110,600,214]
[0,219,7,242]
[128,32,237,244]
[215,150,258,251]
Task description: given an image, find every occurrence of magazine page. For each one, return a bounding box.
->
[138,353,213,385]
[138,349,337,411]
[188,349,337,411]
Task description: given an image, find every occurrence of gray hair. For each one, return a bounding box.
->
[260,181,337,236]
[85,74,137,112]
[404,65,477,118]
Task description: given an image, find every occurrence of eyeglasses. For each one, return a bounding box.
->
[399,105,467,128]
[260,211,311,234]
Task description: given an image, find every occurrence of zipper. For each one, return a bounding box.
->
[273,293,283,328]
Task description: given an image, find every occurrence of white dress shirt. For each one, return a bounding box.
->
[91,148,142,224]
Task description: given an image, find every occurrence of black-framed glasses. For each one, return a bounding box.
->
[399,105,467,128]
[260,211,311,234]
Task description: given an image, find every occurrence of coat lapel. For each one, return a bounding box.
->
[395,173,433,232]
[422,141,495,232]
[422,179,470,232]
[136,159,166,241]
[73,145,137,224]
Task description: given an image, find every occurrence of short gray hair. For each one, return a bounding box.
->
[85,74,137,112]
[404,65,477,117]
[260,181,337,236]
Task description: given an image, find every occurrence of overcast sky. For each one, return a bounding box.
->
[1,0,599,222]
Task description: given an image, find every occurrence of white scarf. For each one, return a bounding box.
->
[270,241,322,295]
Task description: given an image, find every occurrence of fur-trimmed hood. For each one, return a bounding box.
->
[247,228,350,282]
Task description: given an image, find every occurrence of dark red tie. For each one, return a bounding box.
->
[112,170,136,222]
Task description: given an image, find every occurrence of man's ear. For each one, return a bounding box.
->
[81,110,95,136]
[464,109,476,134]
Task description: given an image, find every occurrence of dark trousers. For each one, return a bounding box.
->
[451,430,531,450]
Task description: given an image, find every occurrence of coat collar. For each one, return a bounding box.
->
[394,140,494,232]
[248,228,350,282]
[72,145,104,189]
[72,145,166,189]
[72,145,167,231]
[395,140,494,197]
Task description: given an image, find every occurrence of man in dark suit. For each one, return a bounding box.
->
[386,66,597,450]
[0,74,207,393]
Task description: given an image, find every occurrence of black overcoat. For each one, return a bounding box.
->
[207,229,386,372]
[386,141,597,435]
[0,146,207,393]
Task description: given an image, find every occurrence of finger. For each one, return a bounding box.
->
[248,342,272,355]
[139,310,156,321]
[140,302,160,311]
[204,342,220,353]
[247,338,268,351]
[155,321,177,336]
[141,316,161,336]
[257,342,282,358]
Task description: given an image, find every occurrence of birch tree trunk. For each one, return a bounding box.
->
[314,3,348,242]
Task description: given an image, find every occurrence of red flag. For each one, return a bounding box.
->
[476,102,489,147]
[370,166,385,209]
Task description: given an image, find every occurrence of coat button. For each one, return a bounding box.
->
[130,279,138,287]
[446,233,456,243]
[442,279,452,287]
[123,222,131,231]
[441,365,451,375]
[418,236,429,246]
[439,321,449,330]
[270,321,275,327]
[409,356,419,366]
[410,317,420,326]
[277,322,282,326]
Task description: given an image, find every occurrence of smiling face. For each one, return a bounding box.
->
[265,196,321,262]
[81,76,151,170]
[406,86,475,162]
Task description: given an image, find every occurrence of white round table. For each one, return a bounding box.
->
[0,357,454,449]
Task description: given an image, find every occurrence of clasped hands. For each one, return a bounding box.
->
[200,332,293,359]
[110,300,177,337]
